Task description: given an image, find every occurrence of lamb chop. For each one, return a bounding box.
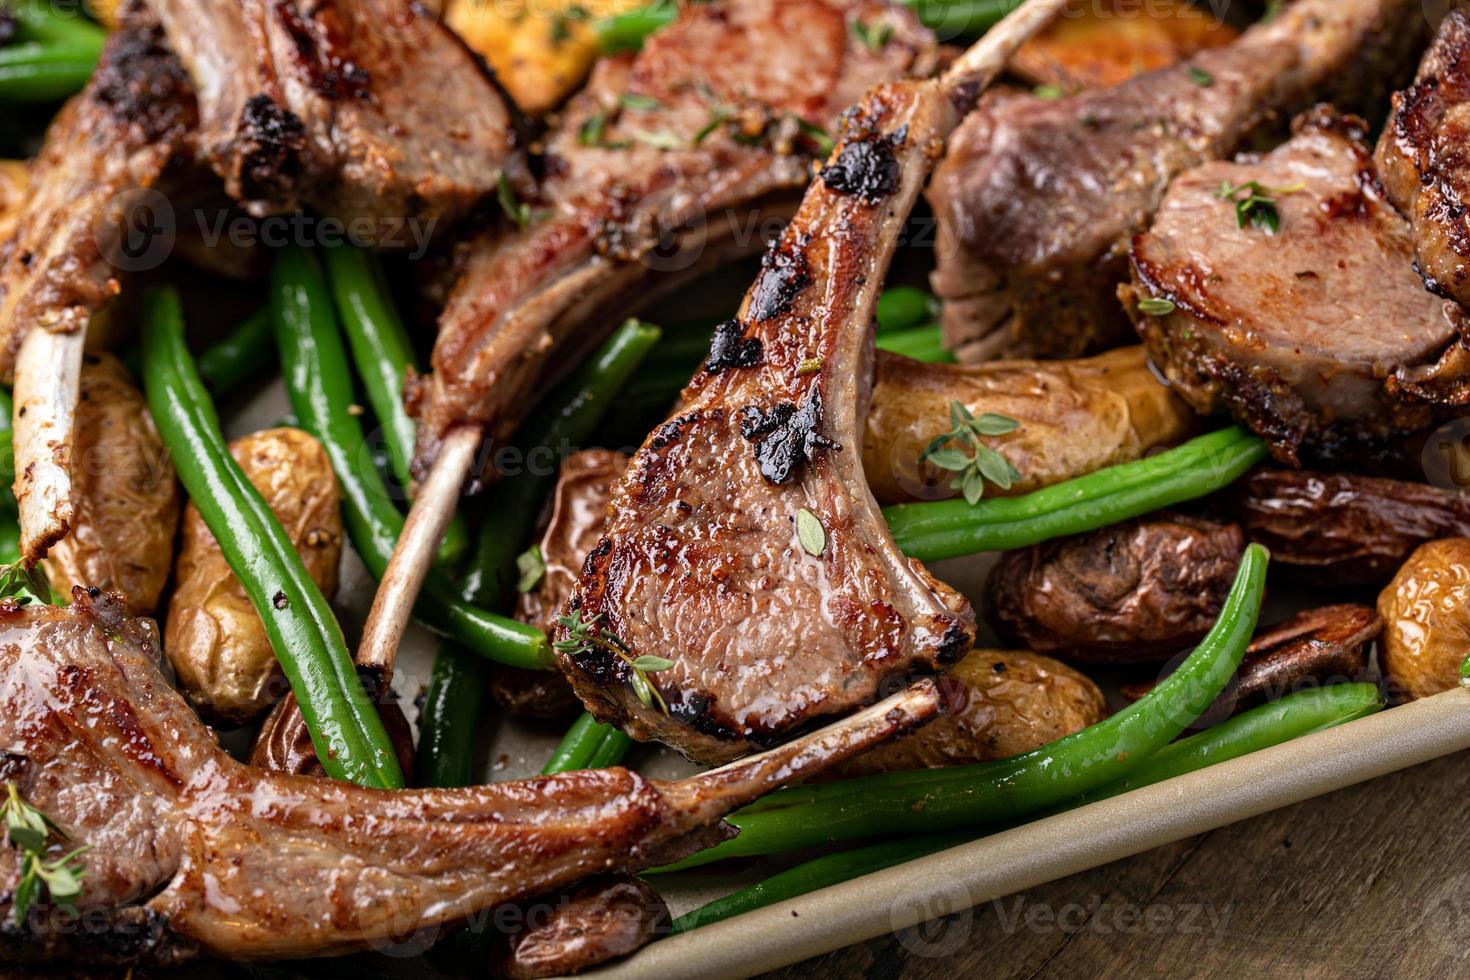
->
[557,0,1070,764]
[927,0,1423,364]
[0,589,940,966]
[1377,10,1470,311]
[1123,109,1468,466]
[0,14,196,560]
[409,0,935,478]
[146,0,517,228]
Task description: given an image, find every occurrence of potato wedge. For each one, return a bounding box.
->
[41,352,179,613]
[0,159,29,246]
[828,649,1106,779]
[864,346,1194,505]
[1378,538,1470,701]
[445,0,645,116]
[1012,0,1238,90]
[165,427,343,725]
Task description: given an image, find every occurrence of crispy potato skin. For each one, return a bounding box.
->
[864,346,1193,505]
[0,159,28,245]
[41,353,179,613]
[828,650,1106,778]
[1011,0,1237,90]
[1378,538,1470,701]
[165,428,342,725]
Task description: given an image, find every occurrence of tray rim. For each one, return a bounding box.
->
[583,686,1470,979]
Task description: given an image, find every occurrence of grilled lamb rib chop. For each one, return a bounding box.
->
[559,2,1068,764]
[927,0,1423,364]
[147,0,516,228]
[0,590,939,965]
[1123,109,1469,466]
[0,15,196,560]
[1378,11,1470,308]
[409,0,934,479]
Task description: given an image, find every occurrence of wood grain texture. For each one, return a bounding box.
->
[761,749,1470,978]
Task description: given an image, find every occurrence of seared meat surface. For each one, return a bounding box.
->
[1228,470,1470,586]
[1124,110,1466,465]
[985,514,1245,663]
[1377,11,1470,306]
[410,0,933,478]
[928,0,1422,363]
[562,80,974,764]
[0,592,938,964]
[148,0,515,228]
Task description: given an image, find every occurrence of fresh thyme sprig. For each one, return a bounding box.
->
[921,402,1022,506]
[3,783,88,925]
[0,560,52,607]
[1214,180,1305,234]
[555,610,673,713]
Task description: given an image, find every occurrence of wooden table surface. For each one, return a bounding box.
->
[762,749,1470,979]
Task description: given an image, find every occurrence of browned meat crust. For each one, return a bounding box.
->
[927,0,1425,364]
[1124,110,1467,466]
[148,0,516,229]
[0,591,938,963]
[0,18,195,375]
[410,0,934,479]
[490,876,670,979]
[563,79,974,764]
[1227,469,1470,586]
[984,514,1245,664]
[1377,11,1470,306]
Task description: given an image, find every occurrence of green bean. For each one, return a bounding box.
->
[875,324,955,364]
[884,427,1268,562]
[595,0,676,52]
[323,243,468,567]
[0,40,98,103]
[7,0,107,51]
[900,0,1018,37]
[876,287,938,334]
[656,544,1268,870]
[415,643,488,787]
[270,246,551,670]
[586,725,633,769]
[671,682,1381,932]
[141,287,402,789]
[542,713,616,775]
[195,309,276,396]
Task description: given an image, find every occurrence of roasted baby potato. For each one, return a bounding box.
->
[864,346,1194,505]
[1378,538,1470,701]
[445,0,645,116]
[829,650,1106,779]
[41,353,179,613]
[499,448,630,719]
[165,428,343,725]
[1011,0,1238,90]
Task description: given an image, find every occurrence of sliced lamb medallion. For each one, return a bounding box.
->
[148,0,516,228]
[409,0,934,478]
[1123,110,1467,466]
[561,80,976,765]
[0,590,939,965]
[927,0,1424,364]
[1377,11,1470,306]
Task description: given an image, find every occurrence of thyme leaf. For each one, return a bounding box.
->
[920,402,1022,506]
[1214,180,1305,234]
[555,611,671,713]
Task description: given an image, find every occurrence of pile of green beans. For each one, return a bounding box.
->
[671,682,1384,933]
[0,0,105,104]
[270,245,550,670]
[322,244,469,567]
[141,287,402,789]
[885,427,1269,562]
[657,543,1269,871]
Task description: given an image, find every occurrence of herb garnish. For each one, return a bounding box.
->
[498,174,532,230]
[3,783,88,925]
[693,108,730,145]
[634,129,685,150]
[1137,296,1177,316]
[921,402,1022,506]
[795,508,826,557]
[0,561,52,607]
[1033,84,1064,100]
[515,545,546,593]
[1187,66,1214,87]
[579,112,632,150]
[793,117,835,157]
[555,611,673,712]
[620,92,664,112]
[1214,180,1305,234]
[851,17,893,51]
